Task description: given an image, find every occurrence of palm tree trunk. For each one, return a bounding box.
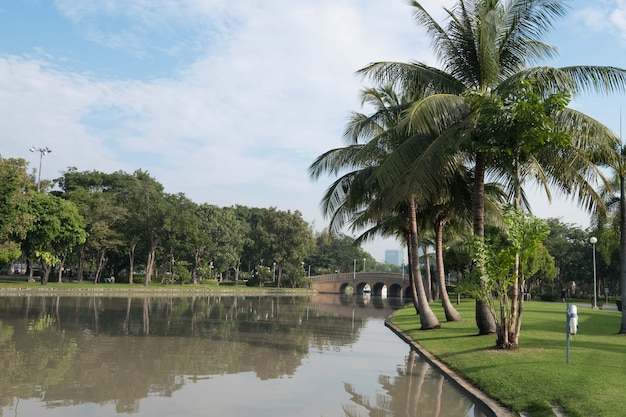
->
[473,152,497,334]
[435,219,462,321]
[619,171,626,333]
[423,244,433,302]
[407,231,420,316]
[408,198,440,330]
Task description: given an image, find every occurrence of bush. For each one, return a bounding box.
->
[539,293,558,302]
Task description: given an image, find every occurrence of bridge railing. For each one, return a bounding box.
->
[309,272,407,283]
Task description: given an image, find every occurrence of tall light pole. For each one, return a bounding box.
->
[273,262,276,282]
[362,258,366,272]
[353,259,356,280]
[30,146,52,192]
[590,236,598,309]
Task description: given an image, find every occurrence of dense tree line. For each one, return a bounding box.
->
[0,159,388,287]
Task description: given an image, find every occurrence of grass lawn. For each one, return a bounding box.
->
[0,275,307,294]
[390,300,626,417]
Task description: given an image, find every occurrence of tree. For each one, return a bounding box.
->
[592,150,626,332]
[255,208,313,288]
[55,169,128,283]
[309,85,442,329]
[359,0,626,334]
[0,156,34,267]
[469,208,550,349]
[23,193,87,285]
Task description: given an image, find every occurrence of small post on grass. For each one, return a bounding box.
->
[566,304,578,363]
[566,304,571,363]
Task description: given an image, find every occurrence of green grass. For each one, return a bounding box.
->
[0,275,307,293]
[390,301,626,417]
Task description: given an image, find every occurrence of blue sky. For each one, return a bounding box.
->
[2,0,626,260]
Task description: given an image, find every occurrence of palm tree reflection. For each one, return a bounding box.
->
[342,349,478,417]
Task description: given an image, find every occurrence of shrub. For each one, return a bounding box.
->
[539,293,558,302]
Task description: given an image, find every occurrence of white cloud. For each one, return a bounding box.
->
[6,0,610,260]
[1,1,427,239]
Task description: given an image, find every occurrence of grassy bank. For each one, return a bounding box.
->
[0,275,310,295]
[390,301,625,417]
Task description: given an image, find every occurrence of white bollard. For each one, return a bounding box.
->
[567,304,578,335]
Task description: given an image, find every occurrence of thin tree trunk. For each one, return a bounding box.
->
[473,152,497,334]
[144,238,160,286]
[509,159,522,346]
[41,263,51,285]
[407,235,420,316]
[94,248,107,284]
[128,241,138,284]
[77,244,85,282]
[423,244,433,302]
[408,198,440,330]
[435,219,462,321]
[619,171,626,333]
[57,252,67,283]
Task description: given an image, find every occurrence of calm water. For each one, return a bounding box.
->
[0,293,487,417]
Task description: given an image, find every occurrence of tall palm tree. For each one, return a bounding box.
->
[359,0,626,334]
[592,141,626,334]
[309,85,442,329]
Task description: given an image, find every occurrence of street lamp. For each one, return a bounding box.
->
[273,262,276,282]
[29,145,52,192]
[362,258,366,272]
[590,236,598,309]
[353,259,356,280]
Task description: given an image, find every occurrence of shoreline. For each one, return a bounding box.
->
[384,318,513,417]
[0,286,317,297]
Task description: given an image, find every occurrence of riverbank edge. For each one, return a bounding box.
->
[0,286,317,297]
[384,318,515,417]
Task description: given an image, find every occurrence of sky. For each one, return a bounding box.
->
[2,0,626,262]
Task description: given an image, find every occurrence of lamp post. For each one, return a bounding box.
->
[273,262,276,282]
[353,259,356,280]
[402,258,405,282]
[29,146,52,192]
[590,236,598,309]
[362,258,366,272]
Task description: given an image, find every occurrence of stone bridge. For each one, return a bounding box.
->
[309,272,411,297]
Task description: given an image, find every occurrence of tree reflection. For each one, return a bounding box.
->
[0,295,481,417]
[0,295,368,411]
[342,349,475,417]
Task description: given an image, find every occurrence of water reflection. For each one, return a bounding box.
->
[0,294,485,417]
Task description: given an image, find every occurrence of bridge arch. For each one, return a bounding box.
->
[310,272,411,297]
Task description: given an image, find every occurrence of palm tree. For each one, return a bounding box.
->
[592,142,626,333]
[309,85,441,329]
[358,0,626,334]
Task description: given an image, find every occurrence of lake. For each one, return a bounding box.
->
[0,293,488,416]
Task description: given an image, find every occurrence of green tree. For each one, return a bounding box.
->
[592,154,626,331]
[0,156,34,267]
[310,85,442,328]
[23,193,87,285]
[469,208,550,348]
[55,169,128,283]
[542,218,592,298]
[359,0,626,334]
[260,208,314,288]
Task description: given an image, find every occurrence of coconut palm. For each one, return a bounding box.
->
[358,0,626,334]
[591,142,626,334]
[309,85,442,329]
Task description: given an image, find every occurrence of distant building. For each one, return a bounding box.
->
[384,249,401,266]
